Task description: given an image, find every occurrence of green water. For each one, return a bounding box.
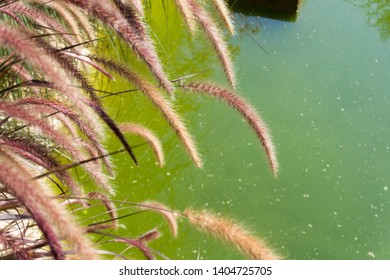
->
[95,0,390,260]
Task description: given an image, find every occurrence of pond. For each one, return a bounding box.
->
[96,0,390,260]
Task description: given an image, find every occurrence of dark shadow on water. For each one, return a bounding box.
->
[228,0,303,22]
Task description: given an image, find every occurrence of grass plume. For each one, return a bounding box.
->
[64,0,174,93]
[211,0,236,35]
[89,56,203,168]
[174,0,197,33]
[188,0,236,89]
[0,25,102,132]
[139,201,179,238]
[0,100,114,194]
[87,192,119,230]
[0,135,85,199]
[119,122,165,167]
[182,82,278,176]
[0,150,99,259]
[184,208,280,260]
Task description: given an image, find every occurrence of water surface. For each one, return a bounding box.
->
[97,0,390,260]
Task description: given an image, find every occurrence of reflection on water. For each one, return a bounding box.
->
[98,0,390,259]
[348,0,390,40]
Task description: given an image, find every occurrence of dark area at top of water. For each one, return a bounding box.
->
[229,0,302,21]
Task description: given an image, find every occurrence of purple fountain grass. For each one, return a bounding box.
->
[211,0,236,35]
[0,150,99,259]
[139,201,178,238]
[38,1,86,44]
[115,235,156,260]
[119,122,165,167]
[184,208,281,260]
[0,56,41,95]
[112,0,145,37]
[29,35,138,166]
[88,100,138,167]
[63,51,114,80]
[138,229,161,244]
[87,192,119,230]
[87,228,160,260]
[182,82,279,176]
[0,8,24,26]
[13,97,114,175]
[0,1,26,27]
[188,0,236,89]
[27,203,65,259]
[0,233,30,260]
[25,106,108,172]
[0,25,103,135]
[0,100,114,194]
[0,230,47,260]
[128,0,144,18]
[33,148,125,181]
[89,56,203,167]
[0,136,86,199]
[174,0,197,34]
[64,0,174,94]
[1,1,77,45]
[63,2,95,41]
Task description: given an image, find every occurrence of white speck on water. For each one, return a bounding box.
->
[354,237,358,241]
[337,224,342,228]
[303,194,310,198]
[384,186,388,191]
[367,251,376,258]
[307,224,313,228]
[166,172,171,176]
[132,180,138,184]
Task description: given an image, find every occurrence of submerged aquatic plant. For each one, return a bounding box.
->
[0,0,279,260]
